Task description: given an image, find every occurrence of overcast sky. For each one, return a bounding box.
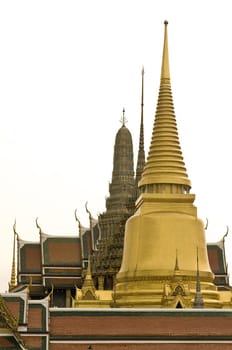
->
[1,0,232,292]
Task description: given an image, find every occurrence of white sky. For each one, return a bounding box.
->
[1,0,232,292]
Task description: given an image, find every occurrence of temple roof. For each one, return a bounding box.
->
[207,238,230,289]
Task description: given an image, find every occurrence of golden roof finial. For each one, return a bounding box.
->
[74,209,81,231]
[9,220,17,291]
[85,202,91,220]
[223,225,229,241]
[85,202,96,252]
[48,284,54,302]
[36,217,43,235]
[204,218,209,230]
[27,276,33,295]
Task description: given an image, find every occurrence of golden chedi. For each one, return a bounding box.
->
[115,21,221,308]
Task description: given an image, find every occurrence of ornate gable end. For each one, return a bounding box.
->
[0,295,18,331]
[161,282,191,308]
[172,284,185,297]
[82,290,96,300]
[0,295,26,349]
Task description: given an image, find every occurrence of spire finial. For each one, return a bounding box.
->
[120,108,127,126]
[141,67,144,108]
[161,19,170,81]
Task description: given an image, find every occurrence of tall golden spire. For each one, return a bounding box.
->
[139,21,191,191]
[9,221,17,291]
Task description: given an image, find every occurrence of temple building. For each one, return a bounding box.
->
[1,21,232,349]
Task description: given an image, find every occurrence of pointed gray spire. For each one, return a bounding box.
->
[174,249,180,272]
[193,247,204,308]
[135,67,145,187]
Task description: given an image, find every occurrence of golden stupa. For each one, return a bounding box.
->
[115,21,221,308]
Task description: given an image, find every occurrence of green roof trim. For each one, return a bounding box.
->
[49,334,232,341]
[50,308,232,317]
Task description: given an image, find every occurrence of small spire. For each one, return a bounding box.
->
[120,108,128,126]
[135,67,146,187]
[193,247,204,308]
[174,249,180,272]
[173,250,181,280]
[81,256,96,299]
[9,220,17,291]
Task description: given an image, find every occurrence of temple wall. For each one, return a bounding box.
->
[47,309,232,350]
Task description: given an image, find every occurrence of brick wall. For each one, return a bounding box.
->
[50,311,232,338]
